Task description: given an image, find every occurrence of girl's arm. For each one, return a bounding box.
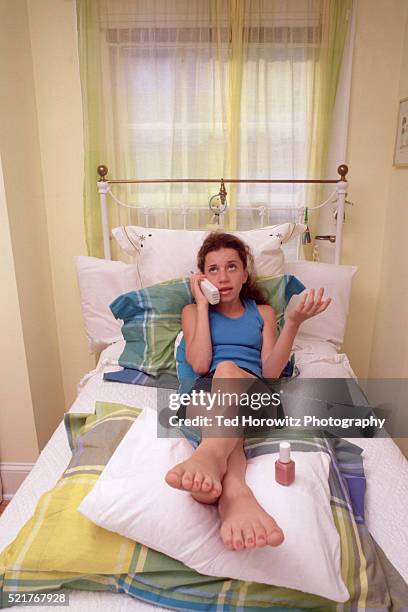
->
[259,306,298,379]
[259,288,332,378]
[182,304,212,374]
[182,274,213,374]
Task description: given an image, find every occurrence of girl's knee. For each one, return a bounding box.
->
[214,361,240,377]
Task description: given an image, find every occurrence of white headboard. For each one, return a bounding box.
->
[96,165,349,265]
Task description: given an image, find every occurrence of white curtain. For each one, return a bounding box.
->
[77,0,352,260]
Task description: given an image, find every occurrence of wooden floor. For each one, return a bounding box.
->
[0,501,10,515]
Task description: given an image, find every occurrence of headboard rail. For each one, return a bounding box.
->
[96,165,349,264]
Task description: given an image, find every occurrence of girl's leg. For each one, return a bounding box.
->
[166,362,285,548]
[165,361,256,503]
[218,439,284,549]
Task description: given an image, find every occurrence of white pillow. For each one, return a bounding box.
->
[79,408,349,602]
[112,224,306,286]
[74,256,140,353]
[284,261,357,350]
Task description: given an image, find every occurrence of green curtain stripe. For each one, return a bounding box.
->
[305,0,352,255]
[76,0,106,258]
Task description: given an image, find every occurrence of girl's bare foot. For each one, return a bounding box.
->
[165,447,228,504]
[218,486,284,550]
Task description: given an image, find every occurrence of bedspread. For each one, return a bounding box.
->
[1,402,408,611]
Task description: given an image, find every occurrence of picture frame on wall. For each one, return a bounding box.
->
[394,97,408,167]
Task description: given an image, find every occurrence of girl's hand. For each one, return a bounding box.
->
[286,288,331,328]
[190,272,209,307]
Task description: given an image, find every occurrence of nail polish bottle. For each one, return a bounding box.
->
[275,442,295,486]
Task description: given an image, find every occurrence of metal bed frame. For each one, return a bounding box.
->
[96,164,349,264]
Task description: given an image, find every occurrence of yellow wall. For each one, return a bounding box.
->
[342,0,408,378]
[26,0,94,406]
[368,7,408,378]
[0,0,65,460]
[0,156,39,462]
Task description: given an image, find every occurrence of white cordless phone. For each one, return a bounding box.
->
[200,279,220,305]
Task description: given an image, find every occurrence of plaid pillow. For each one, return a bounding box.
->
[110,274,305,376]
[110,277,192,376]
[257,274,305,331]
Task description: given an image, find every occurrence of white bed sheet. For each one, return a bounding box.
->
[1,340,407,611]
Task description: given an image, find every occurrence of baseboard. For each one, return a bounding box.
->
[0,462,34,500]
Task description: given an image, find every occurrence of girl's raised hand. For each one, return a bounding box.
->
[190,272,209,306]
[286,288,332,327]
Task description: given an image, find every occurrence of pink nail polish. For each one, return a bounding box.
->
[275,442,295,486]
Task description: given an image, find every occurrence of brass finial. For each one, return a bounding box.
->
[97,165,108,181]
[337,164,348,181]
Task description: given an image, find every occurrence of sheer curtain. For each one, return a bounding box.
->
[77,0,352,258]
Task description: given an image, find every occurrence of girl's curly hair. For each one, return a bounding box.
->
[197,232,268,305]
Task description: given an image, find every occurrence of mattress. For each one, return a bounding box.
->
[1,339,407,611]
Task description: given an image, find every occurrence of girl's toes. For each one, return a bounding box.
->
[192,472,204,491]
[202,476,213,492]
[220,524,234,550]
[181,471,193,490]
[253,523,267,547]
[266,527,284,547]
[256,533,267,547]
[211,481,222,497]
[242,525,256,548]
[232,529,244,550]
[165,471,179,488]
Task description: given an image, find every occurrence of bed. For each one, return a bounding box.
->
[1,166,408,610]
[1,339,408,610]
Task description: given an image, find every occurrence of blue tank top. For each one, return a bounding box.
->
[208,298,264,377]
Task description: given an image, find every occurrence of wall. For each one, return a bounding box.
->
[367,6,408,456]
[0,156,38,462]
[0,0,64,459]
[368,8,408,379]
[26,0,94,407]
[369,3,408,458]
[341,0,408,378]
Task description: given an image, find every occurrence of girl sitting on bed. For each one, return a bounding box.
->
[165,232,331,551]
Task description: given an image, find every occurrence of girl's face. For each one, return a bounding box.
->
[204,248,248,303]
